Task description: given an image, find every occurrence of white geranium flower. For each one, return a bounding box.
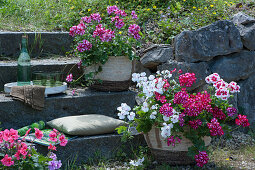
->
[150,111,157,119]
[118,112,126,119]
[132,73,140,82]
[127,112,135,121]
[141,102,149,112]
[140,72,146,77]
[130,157,144,167]
[151,105,157,110]
[171,114,179,124]
[161,123,173,138]
[163,115,170,122]
[148,75,155,81]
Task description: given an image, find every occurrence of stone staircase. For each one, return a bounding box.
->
[0,32,145,165]
[0,62,145,164]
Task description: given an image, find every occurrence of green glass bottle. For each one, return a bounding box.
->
[17,35,31,86]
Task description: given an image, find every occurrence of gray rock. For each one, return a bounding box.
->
[0,89,136,129]
[133,60,152,75]
[175,20,243,63]
[210,50,255,82]
[232,12,255,50]
[232,12,255,25]
[237,23,255,51]
[158,61,211,90]
[237,73,255,123]
[0,32,73,58]
[140,44,173,70]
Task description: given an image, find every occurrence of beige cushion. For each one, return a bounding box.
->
[47,114,126,136]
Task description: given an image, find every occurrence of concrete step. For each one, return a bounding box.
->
[0,32,73,58]
[0,89,136,129]
[35,133,146,166]
[0,58,82,91]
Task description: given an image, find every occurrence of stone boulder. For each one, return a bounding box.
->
[210,50,255,82]
[175,20,243,63]
[232,12,255,25]
[237,74,255,122]
[232,12,255,51]
[158,61,211,90]
[133,60,152,75]
[140,44,173,70]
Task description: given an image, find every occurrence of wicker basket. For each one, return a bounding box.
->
[84,56,133,91]
[144,126,211,165]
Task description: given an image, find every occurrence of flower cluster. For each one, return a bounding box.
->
[0,128,68,169]
[207,118,224,136]
[128,24,141,40]
[194,151,209,167]
[205,73,240,100]
[179,73,196,87]
[77,39,92,52]
[116,70,250,167]
[117,103,135,121]
[69,25,85,37]
[183,91,212,117]
[167,136,181,146]
[66,73,73,82]
[159,103,173,117]
[49,129,68,147]
[48,153,62,170]
[235,114,250,127]
[188,119,202,129]
[226,107,237,117]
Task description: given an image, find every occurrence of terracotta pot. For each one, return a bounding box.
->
[144,126,211,165]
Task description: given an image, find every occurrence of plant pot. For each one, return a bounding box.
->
[144,126,211,165]
[84,56,133,91]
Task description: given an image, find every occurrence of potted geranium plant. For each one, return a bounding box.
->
[69,5,141,91]
[116,69,250,167]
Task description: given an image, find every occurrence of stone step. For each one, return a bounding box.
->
[0,89,136,129]
[35,133,146,166]
[0,32,73,58]
[0,58,82,91]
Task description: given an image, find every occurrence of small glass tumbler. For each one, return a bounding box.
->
[54,72,63,86]
[32,71,44,85]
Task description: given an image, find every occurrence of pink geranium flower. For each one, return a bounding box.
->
[66,74,73,82]
[1,154,14,167]
[49,131,58,142]
[48,144,57,151]
[59,135,68,146]
[34,128,43,140]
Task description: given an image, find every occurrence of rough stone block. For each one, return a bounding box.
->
[237,74,255,122]
[175,20,243,63]
[210,50,255,82]
[140,44,173,70]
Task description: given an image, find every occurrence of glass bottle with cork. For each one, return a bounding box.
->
[17,34,31,86]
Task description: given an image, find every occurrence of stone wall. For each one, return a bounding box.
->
[138,12,255,123]
[0,32,73,58]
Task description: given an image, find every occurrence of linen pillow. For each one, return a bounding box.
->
[47,114,127,136]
